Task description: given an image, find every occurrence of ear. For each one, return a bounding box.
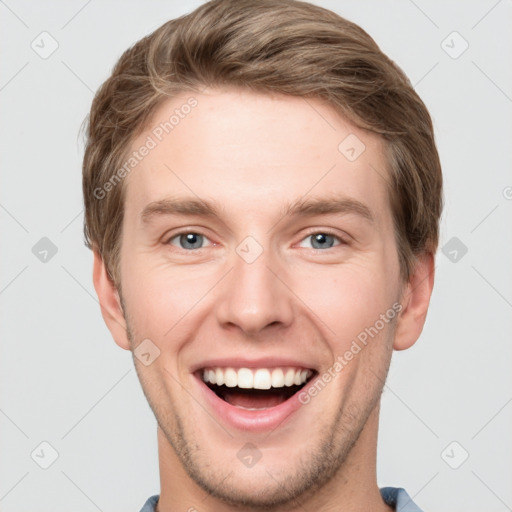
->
[393,252,435,351]
[92,249,131,350]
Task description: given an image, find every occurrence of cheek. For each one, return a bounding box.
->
[120,259,216,340]
[292,266,397,348]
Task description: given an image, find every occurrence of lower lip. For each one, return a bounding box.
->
[195,375,312,432]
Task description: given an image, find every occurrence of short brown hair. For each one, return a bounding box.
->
[82,0,442,284]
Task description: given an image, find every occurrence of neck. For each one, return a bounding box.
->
[156,401,393,512]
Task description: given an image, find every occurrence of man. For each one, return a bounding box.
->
[82,0,442,510]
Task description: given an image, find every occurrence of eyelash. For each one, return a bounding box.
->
[166,231,214,250]
[299,229,348,249]
[165,229,349,251]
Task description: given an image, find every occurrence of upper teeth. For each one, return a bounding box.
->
[202,367,312,389]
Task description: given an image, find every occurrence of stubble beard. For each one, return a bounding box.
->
[122,297,394,511]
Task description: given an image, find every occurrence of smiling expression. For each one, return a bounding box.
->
[98,88,415,508]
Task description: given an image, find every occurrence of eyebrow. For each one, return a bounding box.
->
[140,196,374,225]
[284,197,374,223]
[141,198,219,224]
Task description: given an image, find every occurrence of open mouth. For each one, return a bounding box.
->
[199,367,316,410]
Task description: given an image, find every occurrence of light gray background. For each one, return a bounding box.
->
[1,1,511,511]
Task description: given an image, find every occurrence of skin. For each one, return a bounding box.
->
[93,88,434,512]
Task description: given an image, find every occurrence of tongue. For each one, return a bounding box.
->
[223,389,290,409]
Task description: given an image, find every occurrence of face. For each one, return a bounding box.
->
[98,88,423,508]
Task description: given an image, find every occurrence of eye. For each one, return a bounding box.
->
[168,232,211,250]
[299,232,342,250]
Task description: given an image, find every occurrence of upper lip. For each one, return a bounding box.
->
[190,357,317,373]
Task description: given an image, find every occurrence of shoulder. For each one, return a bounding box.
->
[138,494,159,512]
[141,490,423,512]
[380,487,424,512]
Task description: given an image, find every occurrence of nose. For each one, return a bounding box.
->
[215,247,294,336]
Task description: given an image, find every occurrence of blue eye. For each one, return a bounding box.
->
[170,233,207,250]
[300,233,340,249]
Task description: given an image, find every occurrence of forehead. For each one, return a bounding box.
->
[123,88,390,221]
